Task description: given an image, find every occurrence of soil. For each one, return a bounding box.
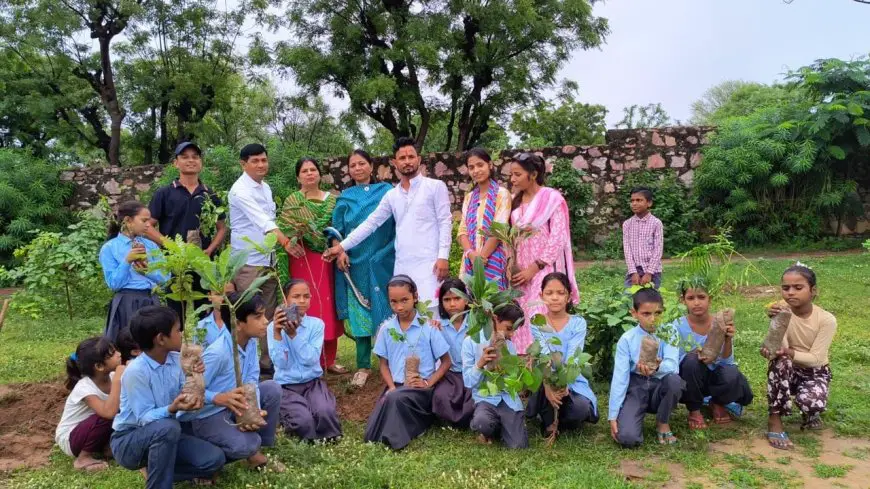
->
[738,285,779,300]
[326,372,383,423]
[619,430,870,488]
[0,382,68,472]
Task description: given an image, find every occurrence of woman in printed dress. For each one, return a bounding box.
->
[508,153,579,354]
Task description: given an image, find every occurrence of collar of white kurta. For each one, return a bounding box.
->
[397,173,423,194]
[240,171,265,189]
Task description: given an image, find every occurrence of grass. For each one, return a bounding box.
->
[812,463,853,479]
[1,253,869,488]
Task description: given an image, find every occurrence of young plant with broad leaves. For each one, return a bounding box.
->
[486,222,535,277]
[194,244,272,428]
[526,313,593,447]
[388,300,435,384]
[242,233,288,304]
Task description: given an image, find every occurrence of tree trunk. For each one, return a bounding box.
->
[158,99,170,164]
[98,37,124,166]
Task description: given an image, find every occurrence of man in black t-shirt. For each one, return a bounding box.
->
[146,142,227,325]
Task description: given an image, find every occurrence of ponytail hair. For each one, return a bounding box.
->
[65,336,117,391]
[107,200,146,240]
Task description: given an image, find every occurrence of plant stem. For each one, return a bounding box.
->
[64,279,73,320]
[228,302,243,387]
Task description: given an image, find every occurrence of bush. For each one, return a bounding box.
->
[0,204,111,319]
[548,158,594,251]
[0,150,72,265]
[619,170,700,255]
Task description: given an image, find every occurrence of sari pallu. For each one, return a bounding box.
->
[332,183,396,338]
[510,187,580,354]
[279,191,342,343]
[460,180,509,290]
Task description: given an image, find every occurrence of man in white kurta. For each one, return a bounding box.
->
[324,137,452,307]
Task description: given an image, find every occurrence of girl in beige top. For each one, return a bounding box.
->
[762,264,836,450]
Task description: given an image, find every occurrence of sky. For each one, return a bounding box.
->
[250,0,870,129]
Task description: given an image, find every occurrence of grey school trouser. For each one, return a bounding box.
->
[470,401,528,449]
[614,373,684,448]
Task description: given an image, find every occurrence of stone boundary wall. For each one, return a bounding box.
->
[61,125,869,241]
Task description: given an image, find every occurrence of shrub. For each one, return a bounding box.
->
[548,158,594,251]
[0,204,111,319]
[618,169,700,255]
[0,150,72,265]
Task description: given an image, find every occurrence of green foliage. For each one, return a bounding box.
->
[616,103,672,129]
[277,0,608,150]
[478,345,539,401]
[147,236,211,342]
[198,191,226,240]
[448,222,464,277]
[690,81,804,126]
[511,83,607,147]
[863,238,870,252]
[619,170,700,255]
[697,57,870,245]
[0,205,110,319]
[548,158,594,249]
[674,230,770,300]
[0,150,72,264]
[451,258,522,342]
[526,316,593,389]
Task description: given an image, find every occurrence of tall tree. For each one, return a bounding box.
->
[276,0,608,150]
[616,103,672,129]
[689,80,755,125]
[510,82,607,147]
[690,82,802,126]
[0,0,145,165]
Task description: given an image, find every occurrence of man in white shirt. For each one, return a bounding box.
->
[229,143,295,372]
[324,137,452,309]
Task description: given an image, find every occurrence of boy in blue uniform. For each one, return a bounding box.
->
[110,306,225,489]
[182,294,283,471]
[609,288,685,447]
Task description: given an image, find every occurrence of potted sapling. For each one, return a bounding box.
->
[527,314,593,447]
[195,244,273,428]
[625,284,686,374]
[486,222,535,280]
[148,236,211,406]
[387,300,435,385]
[762,300,792,358]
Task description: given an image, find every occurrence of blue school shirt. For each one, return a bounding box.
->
[460,333,523,412]
[373,313,451,384]
[112,351,185,432]
[267,315,324,385]
[531,315,598,415]
[438,317,468,373]
[607,324,680,421]
[194,312,231,351]
[179,332,260,421]
[674,317,736,369]
[99,235,169,291]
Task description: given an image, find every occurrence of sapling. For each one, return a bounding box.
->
[194,244,273,427]
[148,236,211,406]
[699,309,734,363]
[762,300,792,359]
[527,313,592,448]
[486,222,535,278]
[388,300,435,385]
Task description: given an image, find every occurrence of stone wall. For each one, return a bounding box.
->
[62,126,869,241]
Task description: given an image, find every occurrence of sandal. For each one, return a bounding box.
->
[711,404,734,425]
[801,413,823,431]
[350,370,369,388]
[656,431,678,445]
[687,411,708,430]
[327,364,349,375]
[766,431,794,450]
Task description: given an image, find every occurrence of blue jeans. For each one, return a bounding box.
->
[111,419,225,489]
[189,380,282,462]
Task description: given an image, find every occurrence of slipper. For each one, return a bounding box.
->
[766,431,794,450]
[687,411,708,430]
[656,431,678,445]
[725,402,744,418]
[711,404,734,425]
[327,364,349,375]
[350,370,369,388]
[801,413,823,431]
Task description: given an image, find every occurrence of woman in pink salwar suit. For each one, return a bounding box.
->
[508,153,580,354]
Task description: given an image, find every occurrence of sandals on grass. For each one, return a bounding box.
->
[767,431,794,450]
[656,431,678,445]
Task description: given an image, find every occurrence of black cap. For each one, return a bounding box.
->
[174,141,202,157]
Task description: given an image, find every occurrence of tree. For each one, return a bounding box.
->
[510,82,607,147]
[276,0,609,150]
[615,103,672,129]
[0,0,146,165]
[690,81,803,126]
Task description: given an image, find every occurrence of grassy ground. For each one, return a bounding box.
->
[0,254,868,488]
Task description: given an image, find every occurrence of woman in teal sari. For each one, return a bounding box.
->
[332,149,396,388]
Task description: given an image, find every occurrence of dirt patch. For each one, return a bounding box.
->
[0,382,67,472]
[737,285,779,300]
[326,372,384,423]
[618,459,709,489]
[710,430,870,488]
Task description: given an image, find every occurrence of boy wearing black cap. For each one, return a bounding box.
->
[146,142,227,324]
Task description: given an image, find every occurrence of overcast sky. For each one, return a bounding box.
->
[256,0,869,128]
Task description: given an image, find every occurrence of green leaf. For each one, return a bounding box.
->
[530,313,547,327]
[856,126,870,147]
[828,145,847,160]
